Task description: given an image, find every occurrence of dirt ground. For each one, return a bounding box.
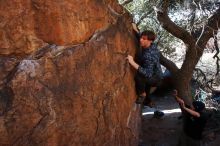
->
[139,94,220,146]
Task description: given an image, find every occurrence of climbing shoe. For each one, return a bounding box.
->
[153,110,164,119]
[135,96,144,104]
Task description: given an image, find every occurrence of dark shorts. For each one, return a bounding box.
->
[134,73,161,95]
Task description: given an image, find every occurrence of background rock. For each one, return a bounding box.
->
[0,0,141,146]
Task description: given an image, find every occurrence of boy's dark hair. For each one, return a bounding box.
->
[193,101,205,112]
[140,30,156,41]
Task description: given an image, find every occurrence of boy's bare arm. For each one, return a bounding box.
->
[172,90,200,117]
[182,103,200,117]
[172,90,184,105]
[132,23,139,33]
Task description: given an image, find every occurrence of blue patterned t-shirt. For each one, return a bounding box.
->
[137,43,163,79]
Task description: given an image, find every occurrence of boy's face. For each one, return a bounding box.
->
[140,35,152,48]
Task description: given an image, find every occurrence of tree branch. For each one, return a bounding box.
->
[136,9,154,26]
[121,0,133,6]
[197,7,220,50]
[213,35,220,76]
[156,0,196,46]
[160,53,179,74]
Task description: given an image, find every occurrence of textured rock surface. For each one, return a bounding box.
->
[0,0,141,146]
[0,0,124,56]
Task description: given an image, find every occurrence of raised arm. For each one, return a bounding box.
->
[173,90,184,104]
[181,102,200,118]
[172,89,200,117]
[132,23,140,34]
[126,55,139,70]
[132,23,141,41]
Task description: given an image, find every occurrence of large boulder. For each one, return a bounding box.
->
[0,0,141,146]
[0,0,126,56]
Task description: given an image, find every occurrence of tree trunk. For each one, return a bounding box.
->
[157,0,220,105]
[174,74,192,105]
[156,1,220,145]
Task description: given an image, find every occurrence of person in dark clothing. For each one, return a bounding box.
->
[173,90,207,146]
[127,23,163,107]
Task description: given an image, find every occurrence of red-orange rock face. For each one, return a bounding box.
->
[0,0,141,146]
[0,0,124,56]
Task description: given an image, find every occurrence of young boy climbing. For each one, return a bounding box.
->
[127,23,163,107]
